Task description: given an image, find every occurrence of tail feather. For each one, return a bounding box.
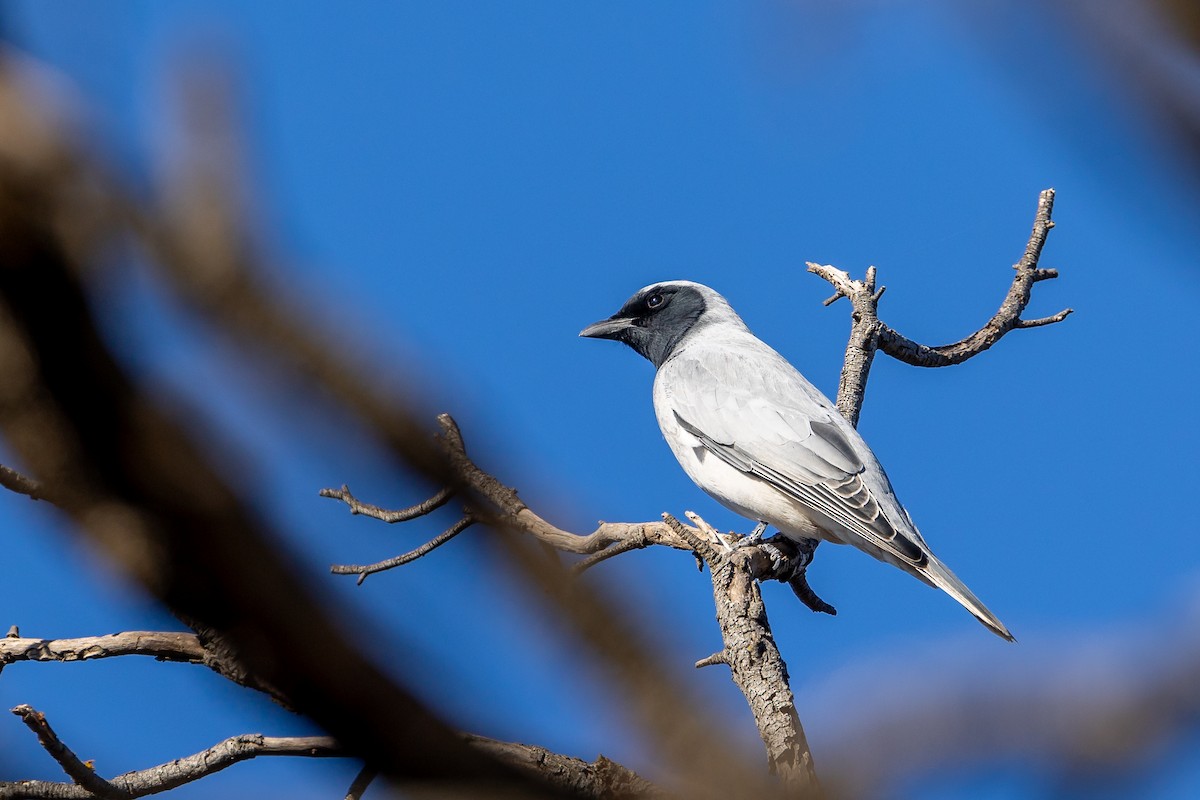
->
[920,555,1015,642]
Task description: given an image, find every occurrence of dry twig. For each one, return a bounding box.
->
[2,705,342,800]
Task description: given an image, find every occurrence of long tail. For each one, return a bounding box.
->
[920,554,1015,642]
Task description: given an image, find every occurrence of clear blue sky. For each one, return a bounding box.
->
[2,3,1198,798]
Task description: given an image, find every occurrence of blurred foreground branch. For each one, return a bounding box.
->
[0,48,573,798]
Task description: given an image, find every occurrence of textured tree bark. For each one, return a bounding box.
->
[708,553,819,793]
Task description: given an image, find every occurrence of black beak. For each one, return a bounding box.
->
[579,316,635,340]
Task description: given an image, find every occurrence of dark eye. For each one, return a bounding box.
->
[645,292,665,310]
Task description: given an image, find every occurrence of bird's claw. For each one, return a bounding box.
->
[732,521,769,550]
[759,540,788,573]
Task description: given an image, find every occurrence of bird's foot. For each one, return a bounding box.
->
[738,535,837,615]
[732,521,769,549]
[759,539,789,573]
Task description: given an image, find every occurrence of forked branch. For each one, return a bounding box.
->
[326,414,698,582]
[807,188,1070,425]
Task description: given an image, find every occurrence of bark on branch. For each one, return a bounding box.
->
[664,513,820,795]
[0,632,206,668]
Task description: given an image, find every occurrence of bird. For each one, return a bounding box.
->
[579,280,1013,641]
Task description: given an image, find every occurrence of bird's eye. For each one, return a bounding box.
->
[645,293,665,310]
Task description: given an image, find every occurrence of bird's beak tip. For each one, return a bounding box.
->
[579,317,631,340]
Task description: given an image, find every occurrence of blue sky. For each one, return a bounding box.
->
[2,2,1198,798]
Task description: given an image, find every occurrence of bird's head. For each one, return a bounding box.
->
[579,281,738,367]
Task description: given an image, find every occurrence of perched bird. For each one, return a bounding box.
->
[580,280,1013,641]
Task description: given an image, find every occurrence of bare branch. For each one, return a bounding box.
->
[807,188,1070,425]
[3,701,664,800]
[570,535,652,575]
[1016,309,1073,328]
[323,415,698,566]
[327,418,825,796]
[343,765,377,800]
[2,633,667,800]
[0,632,206,668]
[11,705,119,798]
[3,705,343,800]
[319,484,455,523]
[0,463,46,501]
[0,631,291,706]
[331,513,477,583]
[486,522,788,799]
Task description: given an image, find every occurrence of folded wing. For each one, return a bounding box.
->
[669,351,928,567]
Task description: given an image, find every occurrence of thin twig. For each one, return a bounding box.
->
[695,651,729,669]
[323,415,698,559]
[319,484,455,523]
[11,705,120,798]
[331,514,476,583]
[343,764,378,800]
[0,463,46,501]
[570,535,651,575]
[3,706,343,800]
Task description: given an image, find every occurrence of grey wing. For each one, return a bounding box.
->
[670,352,929,568]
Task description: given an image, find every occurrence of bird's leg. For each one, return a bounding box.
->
[733,520,769,549]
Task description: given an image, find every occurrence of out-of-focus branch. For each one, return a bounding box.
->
[0,463,44,500]
[807,188,1069,425]
[342,766,377,800]
[465,735,667,799]
[1053,0,1200,168]
[0,54,564,797]
[2,705,342,800]
[814,603,1200,798]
